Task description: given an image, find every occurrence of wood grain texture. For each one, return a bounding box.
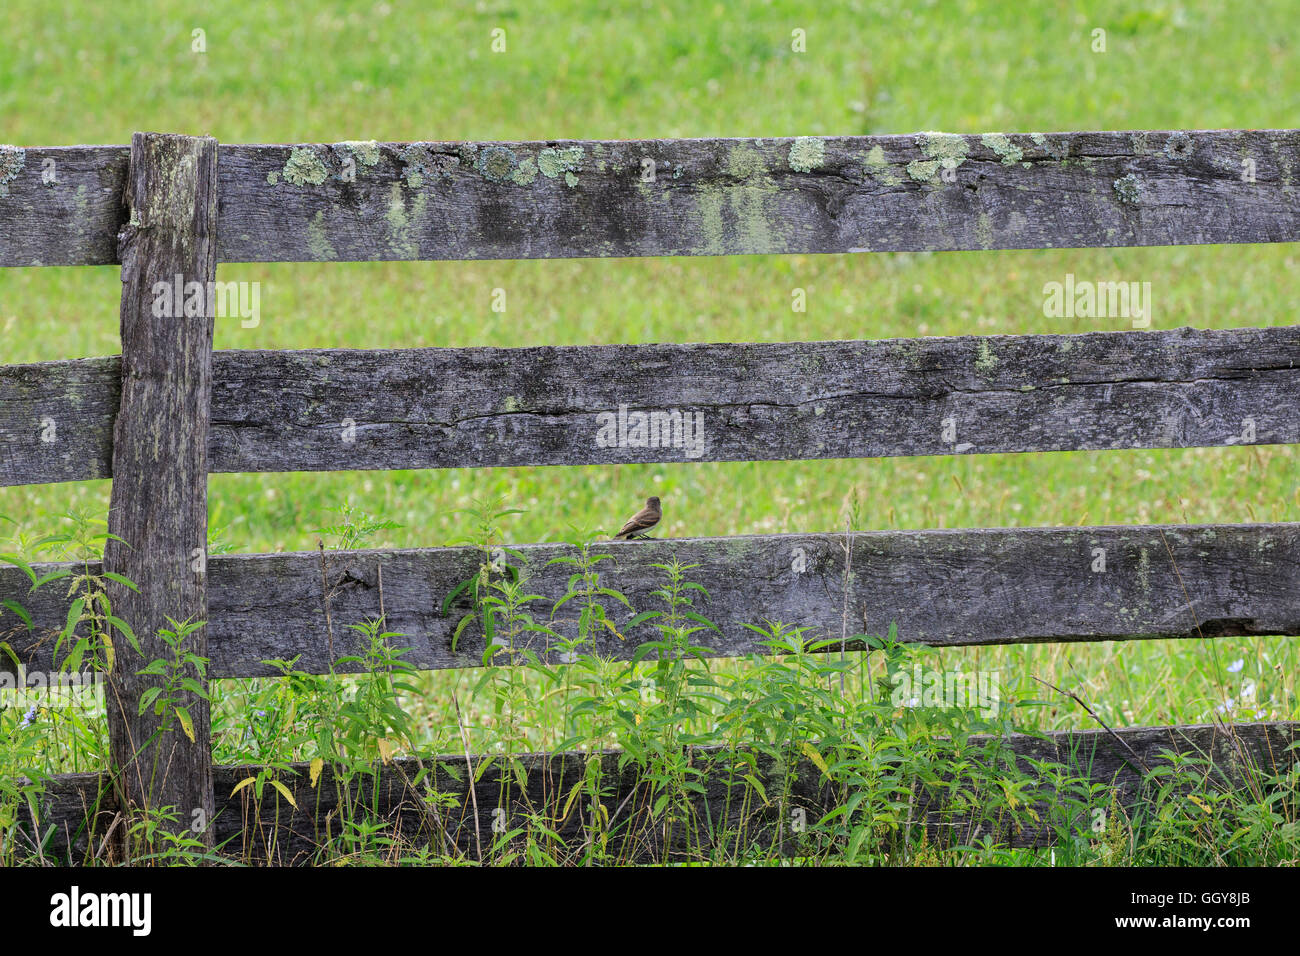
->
[3,524,1295,680]
[2,325,1295,486]
[103,133,217,847]
[2,129,1297,266]
[0,356,120,486]
[18,721,1297,863]
[0,145,129,267]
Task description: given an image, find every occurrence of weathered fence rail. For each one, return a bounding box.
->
[4,524,1298,679]
[1,128,1297,863]
[3,130,1300,267]
[3,325,1298,485]
[26,721,1298,865]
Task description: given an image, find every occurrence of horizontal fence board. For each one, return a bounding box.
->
[0,355,120,485]
[18,721,1297,863]
[3,325,1296,486]
[3,129,1299,267]
[3,524,1296,680]
[0,145,129,267]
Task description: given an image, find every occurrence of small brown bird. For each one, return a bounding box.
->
[614,496,662,539]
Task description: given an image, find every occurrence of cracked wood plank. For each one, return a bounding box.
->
[2,523,1296,680]
[2,325,1296,486]
[18,721,1298,863]
[2,129,1298,266]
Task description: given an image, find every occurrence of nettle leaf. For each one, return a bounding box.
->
[0,553,36,584]
[62,597,86,637]
[2,600,32,632]
[175,705,195,742]
[138,687,162,715]
[32,568,72,590]
[179,677,209,699]
[101,571,140,593]
[625,610,662,629]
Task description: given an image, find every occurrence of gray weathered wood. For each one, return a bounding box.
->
[19,721,1297,863]
[4,524,1295,680]
[2,325,1295,486]
[0,356,120,486]
[0,145,129,267]
[103,133,217,849]
[2,130,1298,266]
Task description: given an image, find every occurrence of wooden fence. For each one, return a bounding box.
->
[1,130,1297,862]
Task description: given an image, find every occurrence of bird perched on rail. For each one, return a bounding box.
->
[614,496,661,540]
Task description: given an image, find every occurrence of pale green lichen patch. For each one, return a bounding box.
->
[510,155,538,186]
[478,145,519,183]
[1164,131,1193,160]
[907,159,941,182]
[788,136,825,173]
[72,184,88,242]
[891,338,924,366]
[919,132,969,170]
[634,176,667,206]
[863,145,901,186]
[306,210,337,260]
[1030,132,1071,160]
[282,146,328,187]
[538,146,584,185]
[909,131,969,183]
[727,145,765,179]
[400,145,432,188]
[697,190,726,254]
[975,339,999,375]
[696,143,782,254]
[1130,132,1158,156]
[336,140,381,169]
[266,170,280,185]
[975,211,994,250]
[0,146,26,197]
[981,133,1024,166]
[385,181,428,257]
[398,144,451,190]
[1136,547,1151,595]
[1113,173,1140,205]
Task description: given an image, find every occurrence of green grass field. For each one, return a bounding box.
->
[1,0,1297,863]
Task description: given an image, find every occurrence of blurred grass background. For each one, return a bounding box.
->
[1,0,1296,735]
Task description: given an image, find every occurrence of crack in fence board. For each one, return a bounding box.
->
[3,524,1296,680]
[3,325,1296,486]
[2,129,1298,267]
[18,721,1297,864]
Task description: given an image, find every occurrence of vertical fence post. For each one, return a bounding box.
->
[104,132,218,853]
